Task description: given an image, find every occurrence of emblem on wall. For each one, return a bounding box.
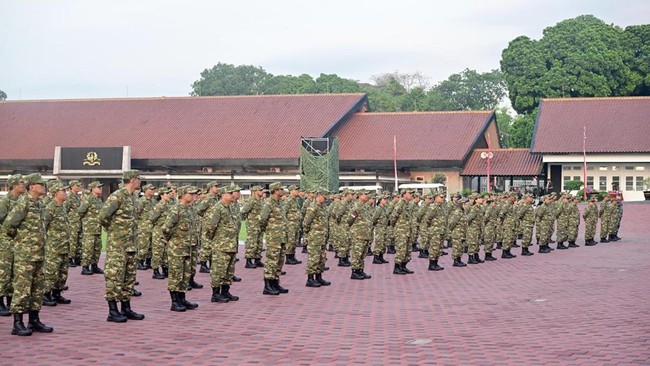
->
[83,151,102,166]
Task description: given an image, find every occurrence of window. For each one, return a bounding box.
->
[573,166,581,170]
[415,176,424,181]
[587,166,594,171]
[636,166,646,171]
[599,176,607,191]
[626,176,634,191]
[612,176,620,191]
[573,176,581,182]
[563,166,572,171]
[625,166,634,170]
[637,176,645,191]
[599,166,607,171]
[563,176,571,190]
[586,176,594,190]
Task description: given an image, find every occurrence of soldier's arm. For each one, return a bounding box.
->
[77,198,90,218]
[240,198,254,218]
[43,202,55,229]
[162,207,179,237]
[150,202,163,224]
[5,198,28,228]
[259,201,271,228]
[205,207,222,239]
[303,206,315,233]
[99,194,120,227]
[0,198,8,223]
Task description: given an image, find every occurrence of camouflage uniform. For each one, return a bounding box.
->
[518,200,535,249]
[150,196,172,271]
[260,192,288,281]
[303,199,328,275]
[416,200,430,254]
[136,188,157,264]
[583,201,599,243]
[599,200,611,241]
[567,200,581,244]
[44,196,70,293]
[205,198,239,293]
[535,199,554,251]
[0,185,22,304]
[241,194,264,261]
[371,202,389,256]
[483,202,498,254]
[78,191,103,268]
[328,199,340,253]
[608,199,621,238]
[348,198,373,273]
[409,199,421,250]
[284,193,302,256]
[390,197,413,266]
[64,183,83,264]
[500,199,517,251]
[196,190,219,264]
[465,201,482,256]
[556,199,570,244]
[334,198,353,260]
[163,196,199,293]
[425,200,446,261]
[447,202,466,260]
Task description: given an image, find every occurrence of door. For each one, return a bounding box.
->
[550,165,562,193]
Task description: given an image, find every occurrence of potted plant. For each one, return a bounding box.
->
[644,177,650,201]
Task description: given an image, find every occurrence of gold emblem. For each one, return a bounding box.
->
[83,151,101,166]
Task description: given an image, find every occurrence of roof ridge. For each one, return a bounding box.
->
[0,93,367,104]
[473,148,531,151]
[357,110,492,116]
[542,96,650,102]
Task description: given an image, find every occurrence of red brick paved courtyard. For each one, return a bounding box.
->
[1,203,649,365]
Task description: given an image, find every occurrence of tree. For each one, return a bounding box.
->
[427,69,507,110]
[191,62,273,96]
[431,173,447,185]
[265,74,317,94]
[625,24,650,95]
[314,74,362,93]
[494,107,514,147]
[371,71,430,93]
[0,90,6,101]
[501,15,646,114]
[509,111,537,148]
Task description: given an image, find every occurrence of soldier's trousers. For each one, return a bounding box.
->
[137,227,153,261]
[466,228,480,255]
[11,259,46,314]
[350,239,371,270]
[411,227,420,248]
[599,217,610,239]
[264,240,286,280]
[373,227,387,255]
[0,238,14,296]
[104,249,137,302]
[199,234,212,263]
[538,224,552,246]
[82,233,102,266]
[167,251,191,293]
[306,232,326,275]
[151,228,168,269]
[244,224,263,260]
[211,250,236,287]
[387,226,395,247]
[557,220,569,242]
[502,222,516,250]
[585,220,597,240]
[418,229,430,253]
[328,221,338,252]
[69,225,82,260]
[336,231,351,259]
[394,232,411,264]
[495,220,504,243]
[44,252,68,291]
[428,229,443,260]
[568,224,579,242]
[286,223,300,255]
[483,224,496,253]
[451,237,465,260]
[521,223,534,248]
[608,216,619,236]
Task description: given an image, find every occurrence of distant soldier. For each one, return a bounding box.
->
[163,186,200,312]
[334,190,354,266]
[416,195,432,259]
[348,189,373,280]
[391,189,414,274]
[566,196,581,248]
[242,185,266,269]
[78,181,104,275]
[284,185,303,265]
[386,193,400,254]
[554,195,571,249]
[482,196,499,261]
[100,170,145,323]
[371,194,390,264]
[303,188,331,287]
[64,180,84,267]
[328,194,341,253]
[536,195,554,253]
[150,187,173,279]
[260,182,290,295]
[43,182,72,306]
[448,198,468,267]
[229,187,242,283]
[410,193,421,253]
[425,193,446,271]
[4,173,53,336]
[196,181,220,273]
[465,194,484,264]
[583,198,599,246]
[500,194,518,258]
[518,194,536,256]
[0,174,26,317]
[608,194,622,242]
[599,195,612,243]
[136,184,157,270]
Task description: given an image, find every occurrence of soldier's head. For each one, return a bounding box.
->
[24,173,46,197]
[401,189,413,202]
[434,193,444,204]
[142,184,156,198]
[251,185,265,199]
[88,181,103,196]
[316,188,329,204]
[357,189,369,203]
[7,174,26,194]
[206,181,219,195]
[288,185,300,197]
[69,180,83,193]
[269,182,285,199]
[179,186,199,205]
[51,182,69,203]
[122,170,141,191]
[413,192,421,203]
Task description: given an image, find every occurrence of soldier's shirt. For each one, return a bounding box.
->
[4,194,46,261]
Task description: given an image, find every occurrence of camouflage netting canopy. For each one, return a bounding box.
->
[299,137,339,193]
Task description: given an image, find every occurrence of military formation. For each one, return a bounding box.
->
[0,172,626,336]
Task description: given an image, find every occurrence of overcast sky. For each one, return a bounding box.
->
[0,0,648,100]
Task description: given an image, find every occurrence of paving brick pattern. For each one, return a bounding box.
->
[1,203,649,365]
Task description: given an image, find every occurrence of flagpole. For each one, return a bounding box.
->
[583,125,587,200]
[487,133,491,193]
[393,135,398,192]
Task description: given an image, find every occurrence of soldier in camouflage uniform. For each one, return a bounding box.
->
[196,181,220,273]
[303,188,331,287]
[410,193,421,253]
[554,195,570,249]
[100,170,144,323]
[465,195,484,264]
[163,186,200,311]
[517,194,535,256]
[371,194,390,264]
[608,195,622,242]
[445,194,460,249]
[386,193,400,254]
[136,184,157,270]
[536,196,554,253]
[284,185,303,265]
[150,187,173,279]
[242,185,266,269]
[482,196,499,261]
[598,195,612,243]
[260,182,290,295]
[328,194,341,254]
[583,198,599,246]
[348,189,373,280]
[64,180,84,267]
[78,181,104,275]
[612,194,623,241]
[448,198,468,267]
[391,189,414,274]
[500,194,518,258]
[229,187,242,283]
[43,182,72,306]
[0,174,25,317]
[425,193,446,271]
[334,190,354,266]
[4,173,53,336]
[416,195,432,259]
[566,196,581,248]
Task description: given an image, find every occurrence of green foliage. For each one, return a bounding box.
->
[0,89,6,101]
[191,62,273,96]
[461,188,473,197]
[565,180,584,191]
[643,177,650,191]
[431,173,447,185]
[509,110,537,148]
[501,15,649,114]
[428,69,507,110]
[495,107,514,147]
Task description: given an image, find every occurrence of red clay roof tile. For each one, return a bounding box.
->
[461,148,543,176]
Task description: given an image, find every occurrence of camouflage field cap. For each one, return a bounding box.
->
[206,181,219,189]
[400,188,415,195]
[46,180,58,190]
[287,185,299,191]
[68,180,83,187]
[269,182,285,191]
[356,188,370,195]
[142,183,156,191]
[88,181,104,189]
[49,181,69,192]
[250,185,264,192]
[179,186,200,195]
[316,187,330,195]
[6,174,25,186]
[158,186,171,195]
[225,185,242,193]
[25,173,46,186]
[122,170,140,180]
[413,192,421,198]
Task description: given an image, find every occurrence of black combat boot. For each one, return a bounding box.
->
[137,260,148,271]
[162,266,169,278]
[107,300,127,322]
[179,291,199,309]
[81,266,93,275]
[453,257,467,267]
[338,257,351,267]
[387,245,396,254]
[512,241,521,248]
[538,245,551,254]
[484,252,497,261]
[91,263,104,274]
[42,291,57,307]
[315,273,331,286]
[360,269,372,279]
[418,249,427,258]
[170,291,186,312]
[393,263,406,275]
[556,242,568,250]
[145,257,152,269]
[52,289,71,304]
[273,279,289,294]
[521,247,534,256]
[199,261,210,273]
[220,285,239,302]
[285,254,302,265]
[496,242,502,249]
[366,247,373,257]
[380,254,389,263]
[152,268,165,279]
[68,258,77,268]
[501,249,517,259]
[428,260,444,271]
[441,250,449,256]
[189,275,203,289]
[28,311,53,333]
[467,254,479,264]
[568,241,579,248]
[262,279,280,296]
[245,258,257,268]
[350,269,365,280]
[306,274,322,287]
[424,249,429,256]
[11,313,32,336]
[372,255,383,264]
[132,288,142,297]
[211,287,230,302]
[411,243,419,252]
[610,234,621,242]
[0,296,10,316]
[600,236,610,243]
[301,245,308,253]
[255,258,265,268]
[474,253,485,263]
[401,263,414,274]
[120,301,145,320]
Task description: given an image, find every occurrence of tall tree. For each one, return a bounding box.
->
[0,90,6,101]
[427,69,507,110]
[314,74,362,93]
[625,24,650,95]
[508,111,537,148]
[501,15,646,114]
[191,62,273,96]
[371,71,430,93]
[494,107,514,147]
